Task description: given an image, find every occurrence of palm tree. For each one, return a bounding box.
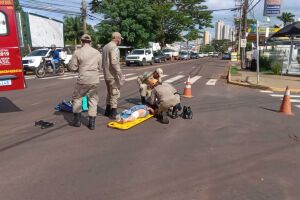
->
[63,16,84,46]
[277,12,295,27]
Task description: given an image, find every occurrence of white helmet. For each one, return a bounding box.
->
[155,68,163,75]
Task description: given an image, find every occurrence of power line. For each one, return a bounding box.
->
[247,0,263,14]
[20,0,82,9]
[20,3,81,15]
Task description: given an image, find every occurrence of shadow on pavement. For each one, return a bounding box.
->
[125,98,141,105]
[0,97,22,113]
[260,107,278,113]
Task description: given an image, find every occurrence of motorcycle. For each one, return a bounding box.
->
[35,57,65,78]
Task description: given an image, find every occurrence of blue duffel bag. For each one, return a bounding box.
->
[55,96,88,113]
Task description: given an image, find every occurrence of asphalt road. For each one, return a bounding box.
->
[0,58,300,200]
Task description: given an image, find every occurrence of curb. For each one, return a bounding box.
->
[227,67,300,93]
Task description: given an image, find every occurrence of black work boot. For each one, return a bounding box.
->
[157,112,169,124]
[87,116,96,130]
[110,108,118,120]
[141,96,146,105]
[171,103,182,119]
[70,113,81,127]
[104,104,112,117]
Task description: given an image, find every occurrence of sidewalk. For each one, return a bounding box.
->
[228,67,300,93]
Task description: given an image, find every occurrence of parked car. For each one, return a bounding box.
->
[153,51,166,63]
[212,52,219,57]
[125,49,154,66]
[208,52,214,57]
[162,49,179,60]
[22,48,72,74]
[179,51,190,60]
[222,52,231,60]
[198,53,204,58]
[190,52,199,59]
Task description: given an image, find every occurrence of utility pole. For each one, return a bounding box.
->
[82,0,87,34]
[237,0,242,61]
[241,0,248,69]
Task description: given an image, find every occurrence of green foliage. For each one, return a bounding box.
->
[184,29,201,41]
[230,66,238,75]
[271,61,282,75]
[90,0,212,47]
[201,44,214,53]
[63,16,95,46]
[277,12,295,26]
[259,55,272,71]
[91,0,155,48]
[211,39,230,53]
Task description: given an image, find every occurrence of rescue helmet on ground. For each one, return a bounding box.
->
[148,78,158,88]
[155,68,163,75]
[51,44,56,48]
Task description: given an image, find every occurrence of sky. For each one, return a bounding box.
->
[204,0,300,38]
[21,0,300,37]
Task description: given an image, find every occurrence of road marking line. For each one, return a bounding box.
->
[59,76,75,80]
[206,79,217,85]
[125,76,138,81]
[164,75,185,83]
[189,76,202,84]
[271,94,300,98]
[178,71,183,74]
[25,76,35,80]
[260,90,273,93]
[125,73,136,77]
[295,105,300,108]
[280,99,300,103]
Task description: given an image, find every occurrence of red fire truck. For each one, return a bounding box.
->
[0,0,25,91]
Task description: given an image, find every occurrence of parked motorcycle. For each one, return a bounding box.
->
[35,57,65,78]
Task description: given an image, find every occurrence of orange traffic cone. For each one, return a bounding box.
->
[183,76,193,98]
[279,86,294,116]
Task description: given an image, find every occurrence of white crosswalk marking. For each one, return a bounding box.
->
[25,76,35,80]
[206,79,217,85]
[189,76,202,84]
[164,75,185,83]
[125,76,138,81]
[60,76,75,80]
[296,105,300,108]
[270,94,300,98]
[289,99,300,103]
[260,90,273,93]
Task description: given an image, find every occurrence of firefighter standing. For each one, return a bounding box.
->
[102,32,124,119]
[69,34,102,130]
[137,68,163,104]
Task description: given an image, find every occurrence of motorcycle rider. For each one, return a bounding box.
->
[50,44,61,75]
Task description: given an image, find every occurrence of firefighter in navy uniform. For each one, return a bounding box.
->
[69,34,102,130]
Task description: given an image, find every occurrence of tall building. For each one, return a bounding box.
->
[222,25,230,40]
[215,20,224,40]
[203,31,211,45]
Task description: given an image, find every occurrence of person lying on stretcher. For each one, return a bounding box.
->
[116,105,155,124]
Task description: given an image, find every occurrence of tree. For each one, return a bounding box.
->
[90,0,155,48]
[201,44,214,53]
[151,0,212,47]
[63,16,95,46]
[277,12,295,26]
[90,0,212,48]
[212,39,230,53]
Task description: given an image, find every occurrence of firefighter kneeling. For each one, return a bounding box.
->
[148,78,181,124]
[137,68,163,104]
